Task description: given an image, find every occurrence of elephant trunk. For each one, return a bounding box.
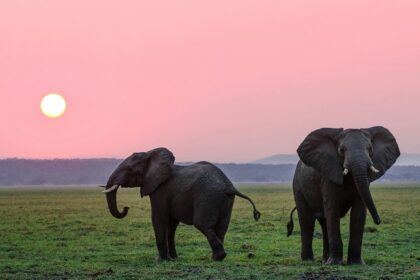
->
[352,163,381,225]
[105,184,129,219]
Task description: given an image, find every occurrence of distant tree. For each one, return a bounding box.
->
[0,159,419,186]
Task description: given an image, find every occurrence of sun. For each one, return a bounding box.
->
[40,93,67,118]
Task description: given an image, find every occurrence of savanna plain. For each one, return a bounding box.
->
[0,185,419,280]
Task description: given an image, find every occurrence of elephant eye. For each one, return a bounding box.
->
[338,146,346,156]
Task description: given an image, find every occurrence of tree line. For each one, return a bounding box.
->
[0,159,419,185]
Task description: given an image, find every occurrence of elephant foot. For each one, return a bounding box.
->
[157,255,174,262]
[325,256,344,265]
[212,251,227,261]
[301,253,314,261]
[347,257,365,265]
[169,252,178,259]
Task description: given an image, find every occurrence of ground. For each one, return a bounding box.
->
[0,184,419,280]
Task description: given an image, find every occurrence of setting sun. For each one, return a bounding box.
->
[40,93,67,118]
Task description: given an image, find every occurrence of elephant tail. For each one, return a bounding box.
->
[234,191,261,222]
[287,207,297,237]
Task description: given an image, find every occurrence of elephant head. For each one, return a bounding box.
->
[103,147,175,219]
[297,127,400,225]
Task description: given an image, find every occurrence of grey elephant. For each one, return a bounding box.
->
[102,147,260,261]
[287,127,399,265]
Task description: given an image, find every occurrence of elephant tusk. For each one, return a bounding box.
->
[102,185,119,193]
[370,166,380,173]
[343,168,349,175]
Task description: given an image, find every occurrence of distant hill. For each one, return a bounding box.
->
[395,153,420,166]
[253,153,420,166]
[252,154,299,165]
[0,158,419,186]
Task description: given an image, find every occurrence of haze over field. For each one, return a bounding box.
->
[1,1,420,162]
[1,158,419,186]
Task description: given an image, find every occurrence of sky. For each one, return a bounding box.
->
[1,1,419,162]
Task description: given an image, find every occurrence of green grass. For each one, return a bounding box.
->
[0,185,419,279]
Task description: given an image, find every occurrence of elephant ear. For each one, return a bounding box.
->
[297,128,344,185]
[364,126,400,181]
[142,148,175,196]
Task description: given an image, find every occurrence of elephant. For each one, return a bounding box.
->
[102,147,261,261]
[287,126,400,265]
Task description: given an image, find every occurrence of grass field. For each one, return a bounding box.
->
[0,184,419,279]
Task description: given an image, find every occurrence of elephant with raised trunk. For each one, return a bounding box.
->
[103,148,260,261]
[288,126,399,265]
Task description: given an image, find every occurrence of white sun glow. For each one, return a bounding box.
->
[40,93,67,118]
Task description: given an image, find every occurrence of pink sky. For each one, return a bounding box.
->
[1,1,419,162]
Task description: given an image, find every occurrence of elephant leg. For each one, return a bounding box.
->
[215,218,230,244]
[215,198,234,243]
[297,202,315,261]
[168,218,179,259]
[203,228,226,261]
[347,199,367,265]
[195,224,225,260]
[194,209,226,261]
[151,211,171,260]
[325,211,343,265]
[318,218,329,262]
